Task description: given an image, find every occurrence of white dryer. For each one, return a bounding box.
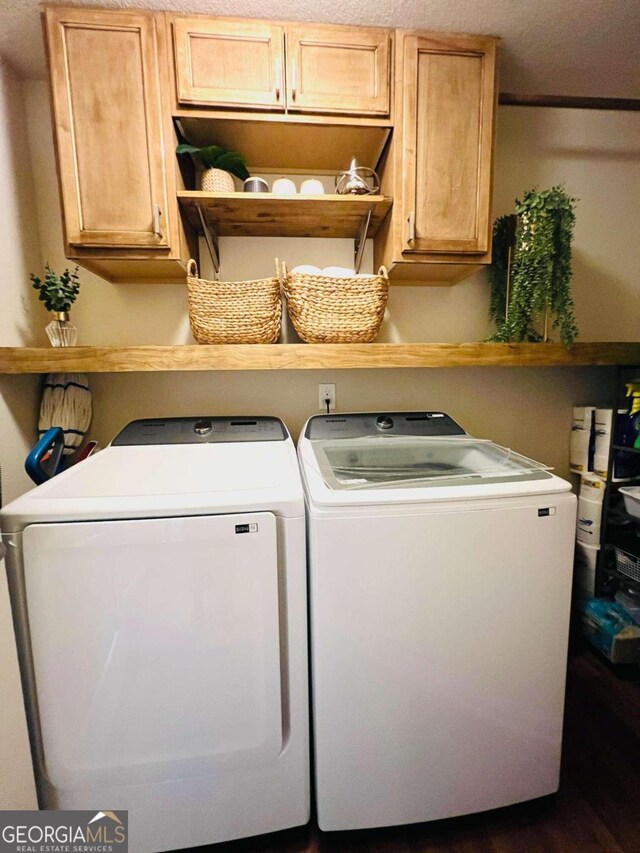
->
[1,417,309,852]
[298,412,576,831]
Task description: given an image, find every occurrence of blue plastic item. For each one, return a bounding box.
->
[580,598,640,664]
[25,427,65,485]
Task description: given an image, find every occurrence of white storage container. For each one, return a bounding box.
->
[570,406,595,474]
[619,486,640,518]
[574,540,600,598]
[576,495,603,545]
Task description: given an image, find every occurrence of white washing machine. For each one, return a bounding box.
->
[1,417,309,852]
[298,411,576,831]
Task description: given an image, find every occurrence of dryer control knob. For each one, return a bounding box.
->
[376,415,394,430]
[194,419,213,435]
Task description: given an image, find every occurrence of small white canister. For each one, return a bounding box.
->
[272,177,297,195]
[300,178,325,195]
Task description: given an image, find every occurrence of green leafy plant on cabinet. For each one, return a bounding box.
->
[488,186,579,346]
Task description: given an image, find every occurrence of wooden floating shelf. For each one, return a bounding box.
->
[178,191,393,238]
[1,343,639,374]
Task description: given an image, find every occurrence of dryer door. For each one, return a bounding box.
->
[23,512,282,790]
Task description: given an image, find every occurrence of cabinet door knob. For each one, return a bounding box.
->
[291,57,297,100]
[407,211,416,244]
[274,57,282,100]
[153,203,163,239]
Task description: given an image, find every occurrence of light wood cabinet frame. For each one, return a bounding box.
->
[170,14,392,119]
[374,30,499,283]
[285,23,391,116]
[45,7,171,250]
[172,16,286,110]
[401,32,497,255]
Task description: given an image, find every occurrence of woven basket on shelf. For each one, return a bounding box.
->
[186,259,281,344]
[281,262,389,343]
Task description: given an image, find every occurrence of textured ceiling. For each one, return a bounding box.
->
[0,0,638,96]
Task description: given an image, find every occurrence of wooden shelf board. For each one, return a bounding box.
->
[178,191,393,238]
[1,343,638,374]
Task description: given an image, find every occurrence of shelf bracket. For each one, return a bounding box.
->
[195,202,220,278]
[354,208,373,273]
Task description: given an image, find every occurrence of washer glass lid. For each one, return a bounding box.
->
[308,436,552,490]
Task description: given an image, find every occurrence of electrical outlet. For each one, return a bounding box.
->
[318,383,336,412]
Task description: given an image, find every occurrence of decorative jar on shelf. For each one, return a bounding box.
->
[201,168,235,193]
[46,311,78,347]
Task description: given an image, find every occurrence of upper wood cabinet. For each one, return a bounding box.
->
[45,7,171,251]
[402,33,496,256]
[375,31,498,284]
[171,16,392,117]
[43,7,497,287]
[285,24,390,116]
[173,17,286,110]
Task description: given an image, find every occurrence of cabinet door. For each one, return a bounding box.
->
[402,34,497,255]
[173,17,285,110]
[45,8,170,250]
[286,24,391,116]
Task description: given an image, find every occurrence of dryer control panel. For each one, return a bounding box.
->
[113,417,288,445]
[305,412,466,440]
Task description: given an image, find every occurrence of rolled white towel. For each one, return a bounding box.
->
[291,264,322,275]
[321,266,356,277]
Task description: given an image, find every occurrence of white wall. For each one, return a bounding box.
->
[0,55,39,810]
[23,82,640,347]
[0,64,43,505]
[18,84,637,480]
[87,366,614,477]
[493,107,640,341]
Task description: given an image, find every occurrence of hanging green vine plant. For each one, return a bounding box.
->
[487,186,579,346]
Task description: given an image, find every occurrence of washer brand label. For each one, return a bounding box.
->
[538,507,556,517]
[235,523,258,534]
[0,811,128,853]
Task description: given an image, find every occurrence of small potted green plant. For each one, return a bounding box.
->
[30,263,81,347]
[176,142,250,192]
[487,186,579,346]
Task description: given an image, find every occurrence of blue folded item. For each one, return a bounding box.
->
[580,598,640,664]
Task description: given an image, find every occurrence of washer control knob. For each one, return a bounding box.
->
[376,415,394,430]
[194,419,212,435]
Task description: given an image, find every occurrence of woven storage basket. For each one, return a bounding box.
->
[186,259,281,344]
[281,263,389,343]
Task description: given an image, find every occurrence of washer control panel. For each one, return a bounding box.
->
[305,412,467,439]
[113,416,288,445]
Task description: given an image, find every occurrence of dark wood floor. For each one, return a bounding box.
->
[212,647,640,853]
